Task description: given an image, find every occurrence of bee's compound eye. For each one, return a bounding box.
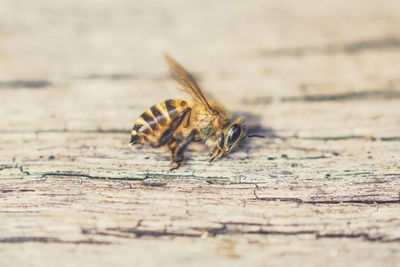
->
[218,133,224,148]
[228,124,241,145]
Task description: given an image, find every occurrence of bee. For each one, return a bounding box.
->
[130,54,263,170]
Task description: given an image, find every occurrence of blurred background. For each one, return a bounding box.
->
[1,0,399,137]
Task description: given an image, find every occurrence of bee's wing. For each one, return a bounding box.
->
[164,53,215,115]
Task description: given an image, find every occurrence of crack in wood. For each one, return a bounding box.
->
[0,167,241,184]
[242,90,400,105]
[216,221,325,227]
[0,165,30,175]
[258,37,400,57]
[42,172,146,181]
[41,171,209,182]
[98,227,201,238]
[305,199,400,205]
[252,193,303,203]
[315,233,400,243]
[1,189,35,193]
[141,182,168,187]
[0,80,52,89]
[0,165,31,179]
[249,197,400,205]
[143,171,197,180]
[143,171,233,183]
[82,224,400,243]
[281,90,400,102]
[0,236,112,245]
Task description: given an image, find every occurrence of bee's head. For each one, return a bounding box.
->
[219,118,246,154]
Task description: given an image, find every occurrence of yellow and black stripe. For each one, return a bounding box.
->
[130,99,188,145]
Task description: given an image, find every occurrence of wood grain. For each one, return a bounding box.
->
[1,0,400,266]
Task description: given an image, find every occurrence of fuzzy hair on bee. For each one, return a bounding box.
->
[130,53,261,171]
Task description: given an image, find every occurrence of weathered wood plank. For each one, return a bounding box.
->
[1,0,400,266]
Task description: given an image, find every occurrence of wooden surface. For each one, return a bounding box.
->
[1,1,400,266]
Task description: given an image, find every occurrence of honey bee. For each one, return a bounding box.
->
[130,54,262,170]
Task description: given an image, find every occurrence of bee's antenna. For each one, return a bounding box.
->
[247,134,266,138]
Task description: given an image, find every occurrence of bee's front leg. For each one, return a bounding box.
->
[169,129,198,171]
[209,149,221,164]
[209,133,224,163]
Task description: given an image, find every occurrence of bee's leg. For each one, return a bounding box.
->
[167,140,178,163]
[209,133,224,163]
[182,108,192,128]
[209,149,221,164]
[170,129,198,171]
[159,108,191,146]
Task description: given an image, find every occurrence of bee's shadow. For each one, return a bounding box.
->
[233,112,275,136]
[232,111,277,153]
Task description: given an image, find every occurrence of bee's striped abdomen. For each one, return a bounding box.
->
[130,99,189,146]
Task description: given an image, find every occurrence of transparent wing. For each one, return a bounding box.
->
[164,53,215,114]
